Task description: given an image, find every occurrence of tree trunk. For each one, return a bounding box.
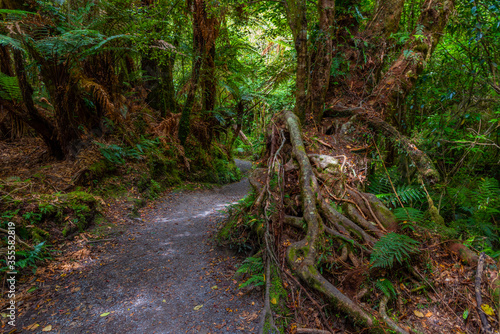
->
[285,0,308,123]
[369,0,455,122]
[12,50,65,159]
[179,0,206,145]
[367,0,405,38]
[308,0,334,123]
[178,0,219,146]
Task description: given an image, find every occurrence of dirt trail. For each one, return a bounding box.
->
[16,160,262,333]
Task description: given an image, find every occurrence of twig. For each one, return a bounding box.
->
[475,252,494,334]
[0,228,32,249]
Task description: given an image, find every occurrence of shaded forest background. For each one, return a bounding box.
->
[1,0,499,332]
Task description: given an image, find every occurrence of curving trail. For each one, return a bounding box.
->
[17,160,261,333]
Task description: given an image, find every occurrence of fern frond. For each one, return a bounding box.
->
[375,278,397,298]
[79,76,115,116]
[393,207,426,224]
[476,178,500,208]
[236,256,263,274]
[370,232,420,269]
[0,35,26,53]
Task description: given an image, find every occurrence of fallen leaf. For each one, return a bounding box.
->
[414,310,424,318]
[42,325,52,331]
[26,323,40,330]
[194,305,203,311]
[481,304,495,316]
[425,311,432,317]
[211,285,218,290]
[270,297,277,305]
[100,312,110,317]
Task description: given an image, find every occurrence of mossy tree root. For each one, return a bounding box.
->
[283,110,414,332]
[284,110,374,327]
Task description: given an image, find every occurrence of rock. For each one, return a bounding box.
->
[309,154,339,170]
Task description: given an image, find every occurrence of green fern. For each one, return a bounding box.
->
[236,256,265,289]
[393,207,426,224]
[476,178,500,212]
[375,278,397,298]
[370,232,420,269]
[368,167,399,195]
[376,184,426,208]
[237,256,263,275]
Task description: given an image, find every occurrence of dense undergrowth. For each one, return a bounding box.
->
[0,128,241,276]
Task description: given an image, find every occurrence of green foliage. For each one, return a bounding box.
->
[15,242,48,270]
[445,177,500,257]
[393,207,426,224]
[370,233,420,269]
[0,72,21,101]
[0,242,49,274]
[236,256,265,289]
[375,278,397,299]
[369,169,426,208]
[376,184,426,208]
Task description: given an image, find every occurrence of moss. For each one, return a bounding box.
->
[147,151,182,187]
[269,264,290,333]
[426,205,445,226]
[84,159,117,184]
[218,218,236,241]
[31,226,50,243]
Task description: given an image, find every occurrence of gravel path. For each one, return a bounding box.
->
[17,160,262,333]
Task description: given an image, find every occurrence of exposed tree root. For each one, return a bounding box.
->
[379,295,409,334]
[284,110,375,327]
[222,110,488,333]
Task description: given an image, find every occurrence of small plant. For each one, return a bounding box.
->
[22,211,42,224]
[0,242,49,274]
[370,232,420,269]
[375,278,397,299]
[236,256,265,289]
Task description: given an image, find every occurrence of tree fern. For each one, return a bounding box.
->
[0,35,25,52]
[370,232,420,269]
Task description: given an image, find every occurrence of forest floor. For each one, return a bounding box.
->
[12,160,263,333]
